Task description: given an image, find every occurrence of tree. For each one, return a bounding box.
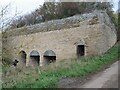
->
[0,4,10,30]
[117,2,120,41]
[0,3,19,31]
[1,3,21,65]
[9,1,114,29]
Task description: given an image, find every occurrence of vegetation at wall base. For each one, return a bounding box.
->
[3,42,119,88]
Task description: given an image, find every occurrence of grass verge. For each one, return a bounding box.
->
[4,42,120,88]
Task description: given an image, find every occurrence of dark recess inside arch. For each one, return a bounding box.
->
[30,50,40,66]
[44,50,56,65]
[77,45,85,58]
[19,50,26,66]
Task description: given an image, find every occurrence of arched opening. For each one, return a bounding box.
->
[77,45,85,58]
[43,50,56,65]
[18,50,26,66]
[30,50,40,67]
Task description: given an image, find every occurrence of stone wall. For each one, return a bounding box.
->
[3,10,117,67]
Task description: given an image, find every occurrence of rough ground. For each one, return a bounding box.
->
[0,66,1,87]
[0,36,2,89]
[58,61,119,88]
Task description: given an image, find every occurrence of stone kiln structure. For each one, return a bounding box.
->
[3,10,117,67]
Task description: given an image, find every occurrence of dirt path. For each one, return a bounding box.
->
[58,61,119,88]
[80,61,118,88]
[0,73,2,89]
[0,65,2,89]
[0,68,2,89]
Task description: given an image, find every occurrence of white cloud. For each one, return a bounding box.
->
[112,0,119,11]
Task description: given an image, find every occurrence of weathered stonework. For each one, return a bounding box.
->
[3,10,117,67]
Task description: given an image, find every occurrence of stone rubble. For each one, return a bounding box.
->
[4,10,116,37]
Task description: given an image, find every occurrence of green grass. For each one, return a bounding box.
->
[4,43,120,88]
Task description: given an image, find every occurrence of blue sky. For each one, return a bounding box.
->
[112,0,119,11]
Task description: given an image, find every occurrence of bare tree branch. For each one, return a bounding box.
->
[0,3,20,31]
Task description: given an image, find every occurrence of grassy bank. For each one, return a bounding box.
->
[4,43,119,88]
